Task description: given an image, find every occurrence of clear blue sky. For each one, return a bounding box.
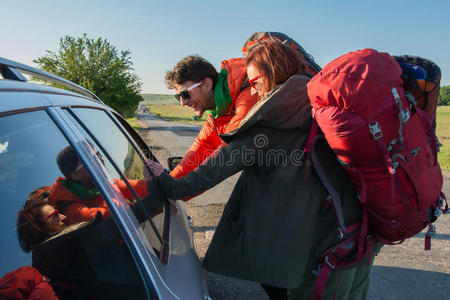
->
[2,0,449,94]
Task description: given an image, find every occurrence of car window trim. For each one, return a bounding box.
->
[46,106,162,299]
[105,110,172,264]
[65,107,165,245]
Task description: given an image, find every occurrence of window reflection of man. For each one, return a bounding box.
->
[49,146,147,225]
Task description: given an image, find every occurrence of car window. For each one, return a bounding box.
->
[0,109,147,299]
[67,108,166,259]
[113,112,156,161]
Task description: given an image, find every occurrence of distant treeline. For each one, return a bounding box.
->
[141,94,178,105]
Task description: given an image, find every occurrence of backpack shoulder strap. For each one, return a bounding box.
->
[310,135,347,233]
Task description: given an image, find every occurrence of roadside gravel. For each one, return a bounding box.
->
[186,203,268,299]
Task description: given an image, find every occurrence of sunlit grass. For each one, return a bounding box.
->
[437,106,450,171]
[145,104,208,125]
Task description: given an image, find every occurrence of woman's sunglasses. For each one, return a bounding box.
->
[47,209,61,220]
[174,81,202,102]
[248,74,264,90]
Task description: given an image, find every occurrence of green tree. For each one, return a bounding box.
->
[438,85,450,106]
[34,34,143,117]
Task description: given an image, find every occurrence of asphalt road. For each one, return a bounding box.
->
[136,104,450,300]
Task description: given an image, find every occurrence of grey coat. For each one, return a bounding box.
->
[157,75,361,288]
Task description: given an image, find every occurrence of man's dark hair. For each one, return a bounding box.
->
[165,55,218,89]
[57,146,79,180]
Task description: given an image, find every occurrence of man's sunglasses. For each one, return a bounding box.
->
[175,81,202,102]
[47,209,61,220]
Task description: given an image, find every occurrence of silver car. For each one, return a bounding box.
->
[0,57,209,299]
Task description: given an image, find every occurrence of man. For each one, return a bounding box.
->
[165,55,258,179]
[49,146,147,225]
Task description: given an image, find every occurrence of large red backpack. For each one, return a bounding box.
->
[306,48,447,249]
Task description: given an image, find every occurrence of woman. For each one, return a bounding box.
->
[17,186,66,253]
[149,40,373,299]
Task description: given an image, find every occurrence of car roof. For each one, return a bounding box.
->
[0,57,108,114]
[0,57,100,100]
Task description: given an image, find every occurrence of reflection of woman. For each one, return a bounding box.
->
[3,186,65,300]
[17,186,66,252]
[149,40,374,299]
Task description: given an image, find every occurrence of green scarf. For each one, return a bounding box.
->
[62,179,100,202]
[206,68,233,119]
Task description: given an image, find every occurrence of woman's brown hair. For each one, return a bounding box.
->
[245,39,307,92]
[17,186,54,252]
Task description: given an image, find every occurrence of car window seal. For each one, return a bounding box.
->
[0,106,47,118]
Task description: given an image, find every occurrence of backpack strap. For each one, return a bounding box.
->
[312,225,373,300]
[424,192,449,250]
[414,105,438,165]
[309,132,374,300]
[304,118,319,184]
[310,135,347,233]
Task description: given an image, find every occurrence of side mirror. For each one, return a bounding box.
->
[167,156,183,172]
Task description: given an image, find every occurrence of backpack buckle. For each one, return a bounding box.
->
[368,122,383,140]
[392,88,401,104]
[405,92,417,107]
[391,154,407,174]
[400,109,410,123]
[439,194,449,214]
[426,224,436,237]
[410,147,420,157]
[434,207,442,219]
[337,227,344,239]
[324,256,336,269]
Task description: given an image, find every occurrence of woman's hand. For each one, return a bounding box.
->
[144,159,165,178]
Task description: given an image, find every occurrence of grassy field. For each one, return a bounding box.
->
[141,93,178,105]
[436,106,450,171]
[145,104,208,125]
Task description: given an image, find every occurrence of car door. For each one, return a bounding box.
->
[0,93,208,299]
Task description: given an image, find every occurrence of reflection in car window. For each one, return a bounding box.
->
[68,108,166,257]
[0,110,147,299]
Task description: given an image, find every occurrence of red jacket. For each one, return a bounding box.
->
[0,266,58,300]
[170,58,258,179]
[49,177,147,225]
